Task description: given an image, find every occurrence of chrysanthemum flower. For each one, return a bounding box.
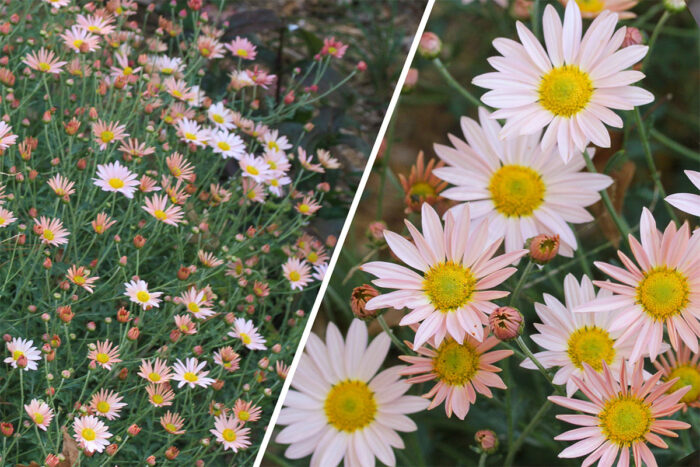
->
[522,274,656,397]
[225,36,257,60]
[297,148,324,173]
[262,129,291,154]
[93,161,139,198]
[23,48,67,74]
[146,383,175,407]
[142,194,184,226]
[34,216,70,247]
[362,203,527,348]
[0,207,17,228]
[208,102,235,129]
[228,318,267,350]
[43,0,71,7]
[275,320,429,466]
[90,389,127,420]
[400,333,511,419]
[197,36,225,59]
[399,150,448,214]
[576,208,700,360]
[0,121,18,150]
[317,149,341,170]
[138,357,173,384]
[73,415,112,454]
[283,257,312,291]
[473,1,654,162]
[198,250,224,268]
[91,212,116,235]
[178,287,214,319]
[549,361,690,467]
[119,138,154,159]
[160,411,186,435]
[24,399,53,431]
[560,0,639,19]
[166,152,195,181]
[4,337,41,371]
[213,346,240,372]
[76,14,116,35]
[653,342,700,410]
[174,314,197,335]
[233,399,262,423]
[210,413,251,452]
[88,340,122,370]
[296,196,322,216]
[92,120,129,150]
[153,56,184,75]
[433,108,612,254]
[47,174,76,199]
[172,357,215,389]
[665,170,700,217]
[124,279,163,310]
[60,25,101,53]
[175,118,208,147]
[321,37,348,59]
[239,155,273,183]
[209,129,246,160]
[66,265,99,293]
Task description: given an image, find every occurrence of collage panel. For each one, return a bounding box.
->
[264,1,700,466]
[0,1,428,466]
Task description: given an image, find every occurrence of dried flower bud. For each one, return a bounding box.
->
[527,234,560,264]
[418,32,441,59]
[106,443,118,455]
[475,429,499,453]
[350,284,380,320]
[489,307,523,341]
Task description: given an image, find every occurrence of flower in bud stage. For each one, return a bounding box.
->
[475,429,498,453]
[489,307,523,341]
[350,284,380,320]
[527,234,559,264]
[418,32,441,59]
[664,0,686,12]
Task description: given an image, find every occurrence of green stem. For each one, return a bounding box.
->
[582,151,631,240]
[432,58,484,109]
[478,451,488,467]
[504,399,553,466]
[377,315,411,354]
[531,0,541,39]
[515,336,553,386]
[508,260,534,307]
[643,11,670,71]
[650,128,700,163]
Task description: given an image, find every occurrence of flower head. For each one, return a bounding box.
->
[5,338,41,371]
[172,357,215,389]
[90,389,127,420]
[34,217,70,247]
[228,318,267,350]
[124,279,162,310]
[93,161,139,198]
[210,413,251,452]
[73,415,111,454]
[24,399,53,431]
[138,358,173,384]
[87,340,122,370]
[665,170,700,217]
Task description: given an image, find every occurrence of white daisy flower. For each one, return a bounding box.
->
[4,337,41,371]
[228,318,267,350]
[176,118,209,147]
[208,102,235,129]
[239,154,272,183]
[73,415,112,454]
[209,129,246,160]
[93,161,139,198]
[124,279,162,310]
[172,357,215,389]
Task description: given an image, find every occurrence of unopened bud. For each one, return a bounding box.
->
[475,429,498,454]
[489,307,523,341]
[527,234,559,264]
[350,284,380,320]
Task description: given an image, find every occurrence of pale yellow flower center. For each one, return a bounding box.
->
[308,252,318,263]
[636,267,689,320]
[188,302,200,313]
[246,166,260,176]
[152,394,164,404]
[212,114,224,124]
[148,372,161,382]
[96,401,110,413]
[82,427,96,441]
[222,428,237,442]
[238,410,250,421]
[236,49,248,57]
[566,326,616,371]
[267,141,279,151]
[433,339,480,386]
[184,132,197,141]
[165,423,177,432]
[123,66,133,75]
[43,229,55,241]
[154,210,167,221]
[599,396,652,446]
[576,0,606,14]
[136,291,150,303]
[217,141,231,151]
[288,271,301,282]
[423,261,476,312]
[538,65,593,117]
[489,165,545,217]
[34,413,44,424]
[73,39,84,49]
[38,62,51,72]
[239,333,252,345]
[666,365,700,404]
[324,380,377,432]
[96,353,109,364]
[410,181,437,197]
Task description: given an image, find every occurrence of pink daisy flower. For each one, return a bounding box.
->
[665,170,700,217]
[652,342,700,410]
[22,48,67,74]
[87,340,122,370]
[296,196,322,216]
[0,207,17,228]
[178,287,214,319]
[172,357,215,389]
[89,389,127,420]
[91,212,116,235]
[208,102,235,129]
[0,122,18,151]
[576,208,700,360]
[225,36,257,60]
[34,216,70,247]
[549,360,690,467]
[160,411,186,435]
[4,337,41,371]
[283,258,312,291]
[233,399,261,423]
[138,358,173,384]
[362,203,527,348]
[92,120,129,150]
[146,383,175,407]
[124,279,163,310]
[24,399,53,431]
[210,413,251,453]
[228,318,267,351]
[73,415,112,454]
[560,0,639,19]
[66,265,99,293]
[142,194,184,226]
[60,25,101,53]
[174,314,197,335]
[400,333,512,419]
[93,161,139,198]
[239,154,273,183]
[76,14,116,36]
[47,174,76,199]
[321,37,348,59]
[213,346,240,373]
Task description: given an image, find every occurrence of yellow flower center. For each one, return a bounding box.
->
[298,204,310,213]
[201,47,210,56]
[172,89,184,98]
[38,62,51,72]
[246,166,260,176]
[152,394,164,404]
[222,428,237,442]
[73,39,84,49]
[184,132,197,141]
[96,352,109,364]
[0,218,5,225]
[212,114,224,124]
[488,165,545,217]
[43,229,55,241]
[538,65,594,117]
[96,401,110,413]
[136,291,150,303]
[217,141,231,151]
[433,339,480,386]
[636,267,689,321]
[410,181,436,197]
[289,271,302,282]
[188,302,200,313]
[329,46,338,54]
[82,428,96,441]
[88,26,99,33]
[100,130,114,143]
[34,413,44,424]
[236,49,248,57]
[108,178,125,189]
[324,380,377,432]
[567,326,616,371]
[184,371,198,382]
[238,410,250,421]
[12,350,24,360]
[423,261,476,312]
[270,179,279,187]
[267,141,279,151]
[666,365,700,404]
[308,252,319,263]
[154,209,167,221]
[149,372,161,382]
[73,275,86,285]
[240,333,252,345]
[123,66,133,75]
[599,396,652,446]
[576,0,605,14]
[180,324,189,332]
[165,423,177,432]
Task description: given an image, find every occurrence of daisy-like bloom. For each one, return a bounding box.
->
[472,1,654,162]
[262,129,291,154]
[362,203,527,348]
[166,152,195,181]
[43,0,71,7]
[93,161,139,198]
[118,138,155,159]
[211,413,251,453]
[24,399,53,431]
[283,257,312,291]
[174,315,197,335]
[0,122,18,151]
[576,208,700,360]
[297,148,324,173]
[665,170,700,217]
[653,343,700,409]
[34,216,70,247]
[321,37,348,59]
[313,263,328,282]
[88,340,122,370]
[208,102,235,129]
[153,55,184,75]
[228,318,267,350]
[197,36,225,59]
[124,279,163,310]
[76,14,116,35]
[73,415,112,454]
[66,265,99,293]
[549,360,690,467]
[89,389,127,420]
[561,0,638,19]
[22,48,67,74]
[146,383,175,407]
[172,358,215,389]
[92,120,129,150]
[91,212,116,234]
[225,36,257,60]
[47,174,76,199]
[160,411,186,435]
[296,196,322,216]
[209,129,246,159]
[241,179,266,204]
[176,118,208,147]
[178,287,215,319]
[213,346,241,372]
[434,109,612,254]
[198,250,224,268]
[266,175,292,197]
[0,207,17,228]
[233,399,262,423]
[239,155,272,183]
[275,320,429,466]
[522,274,652,397]
[5,338,41,371]
[164,76,195,102]
[60,26,101,53]
[138,358,173,384]
[139,175,161,193]
[142,194,184,226]
[399,150,448,214]
[264,151,291,174]
[400,332,511,419]
[317,149,341,170]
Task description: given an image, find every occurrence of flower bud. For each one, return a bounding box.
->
[489,307,523,341]
[475,429,498,454]
[165,446,179,460]
[402,68,418,93]
[128,424,141,436]
[418,32,441,59]
[350,284,380,320]
[527,234,559,264]
[622,27,643,48]
[1,422,14,437]
[133,235,146,248]
[127,327,139,341]
[663,0,686,12]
